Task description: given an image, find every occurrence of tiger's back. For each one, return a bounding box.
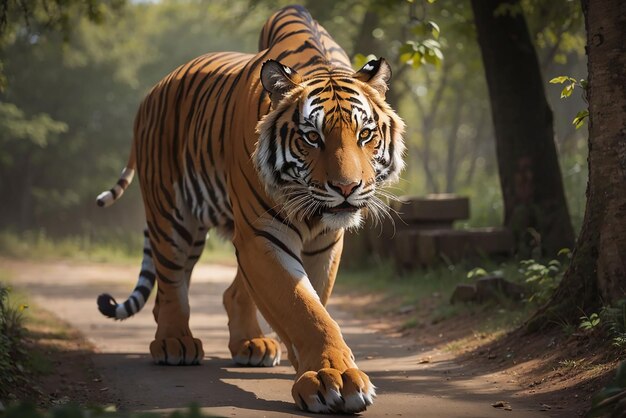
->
[134,52,254,232]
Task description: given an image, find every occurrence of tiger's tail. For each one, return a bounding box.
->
[97,229,156,320]
[96,145,153,320]
[96,146,136,208]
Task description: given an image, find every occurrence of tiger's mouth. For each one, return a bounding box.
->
[324,201,361,214]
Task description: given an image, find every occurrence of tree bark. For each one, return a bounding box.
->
[470,0,575,256]
[529,0,626,327]
[444,84,464,193]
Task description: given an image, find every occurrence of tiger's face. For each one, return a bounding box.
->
[255,58,405,230]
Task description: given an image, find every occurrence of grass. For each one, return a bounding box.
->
[558,358,585,370]
[0,229,236,266]
[339,260,463,305]
[0,274,30,400]
[338,256,528,307]
[0,230,142,264]
[337,257,542,350]
[0,274,63,401]
[0,272,96,403]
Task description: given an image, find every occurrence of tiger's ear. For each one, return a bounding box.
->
[261,60,302,107]
[353,58,392,97]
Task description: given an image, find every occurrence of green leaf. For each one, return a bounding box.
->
[428,21,440,39]
[399,52,413,64]
[411,52,423,69]
[467,268,487,279]
[557,248,571,257]
[423,50,441,67]
[550,76,569,84]
[561,83,574,98]
[548,259,561,267]
[572,109,589,129]
[422,38,441,49]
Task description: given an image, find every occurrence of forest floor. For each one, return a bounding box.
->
[1,258,618,417]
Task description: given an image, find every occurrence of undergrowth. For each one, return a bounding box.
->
[577,299,626,352]
[0,281,29,400]
[338,250,576,340]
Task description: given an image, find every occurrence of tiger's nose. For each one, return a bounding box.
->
[328,180,361,198]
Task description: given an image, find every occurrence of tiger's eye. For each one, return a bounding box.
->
[307,132,320,142]
[359,129,371,139]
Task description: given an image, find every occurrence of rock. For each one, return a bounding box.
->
[450,284,477,304]
[475,276,526,302]
[492,400,511,409]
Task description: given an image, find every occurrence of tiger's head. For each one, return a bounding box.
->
[254,58,405,231]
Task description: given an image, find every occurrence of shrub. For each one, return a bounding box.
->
[0,283,29,399]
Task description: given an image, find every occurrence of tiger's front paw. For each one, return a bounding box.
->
[292,368,375,414]
[231,337,282,367]
[149,336,204,365]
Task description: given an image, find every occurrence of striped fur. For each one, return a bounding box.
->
[95,5,404,412]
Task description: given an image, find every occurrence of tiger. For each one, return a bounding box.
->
[95,5,405,414]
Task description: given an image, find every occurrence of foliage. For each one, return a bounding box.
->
[575,300,626,351]
[466,267,488,279]
[519,249,570,304]
[0,0,125,42]
[600,300,626,350]
[0,0,589,247]
[0,282,29,399]
[579,312,601,331]
[587,361,626,418]
[550,75,589,129]
[0,0,265,238]
[1,402,220,418]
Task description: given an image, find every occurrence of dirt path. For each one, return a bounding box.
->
[3,259,565,417]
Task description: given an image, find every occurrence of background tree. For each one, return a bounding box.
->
[530,0,626,327]
[0,0,589,252]
[470,0,575,256]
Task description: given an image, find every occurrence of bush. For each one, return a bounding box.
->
[0,283,28,399]
[520,249,571,305]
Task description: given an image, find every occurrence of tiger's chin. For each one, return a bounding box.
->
[320,209,363,231]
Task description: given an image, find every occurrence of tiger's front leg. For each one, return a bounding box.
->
[233,232,375,414]
[223,269,282,367]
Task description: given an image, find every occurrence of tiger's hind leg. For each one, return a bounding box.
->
[223,269,282,367]
[152,226,208,322]
[147,215,206,366]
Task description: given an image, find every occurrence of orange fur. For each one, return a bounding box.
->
[96,6,405,413]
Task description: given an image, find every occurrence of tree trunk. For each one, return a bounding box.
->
[470,0,575,256]
[444,85,464,193]
[529,0,626,327]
